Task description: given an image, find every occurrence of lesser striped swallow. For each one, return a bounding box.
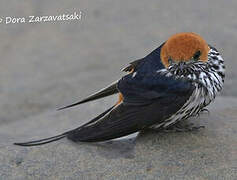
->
[15,32,225,146]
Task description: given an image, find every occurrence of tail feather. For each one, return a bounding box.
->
[14,105,115,146]
[14,133,68,146]
[57,81,118,110]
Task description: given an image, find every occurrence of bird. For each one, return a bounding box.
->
[14,32,225,146]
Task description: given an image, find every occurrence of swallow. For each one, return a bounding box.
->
[14,32,225,146]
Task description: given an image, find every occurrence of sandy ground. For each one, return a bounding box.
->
[0,0,236,179]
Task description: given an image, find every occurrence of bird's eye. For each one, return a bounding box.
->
[193,50,201,61]
[168,57,173,64]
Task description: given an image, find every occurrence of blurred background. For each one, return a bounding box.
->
[0,0,236,127]
[0,0,237,179]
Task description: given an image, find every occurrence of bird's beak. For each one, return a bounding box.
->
[178,62,186,71]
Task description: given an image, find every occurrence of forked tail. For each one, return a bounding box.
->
[14,132,70,146]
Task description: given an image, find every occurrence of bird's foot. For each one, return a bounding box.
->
[162,122,205,133]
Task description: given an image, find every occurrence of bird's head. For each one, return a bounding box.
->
[161,32,210,76]
[160,32,225,95]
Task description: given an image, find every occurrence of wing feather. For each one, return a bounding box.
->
[58,81,118,110]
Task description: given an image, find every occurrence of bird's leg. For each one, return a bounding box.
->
[191,108,209,118]
[162,121,205,133]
